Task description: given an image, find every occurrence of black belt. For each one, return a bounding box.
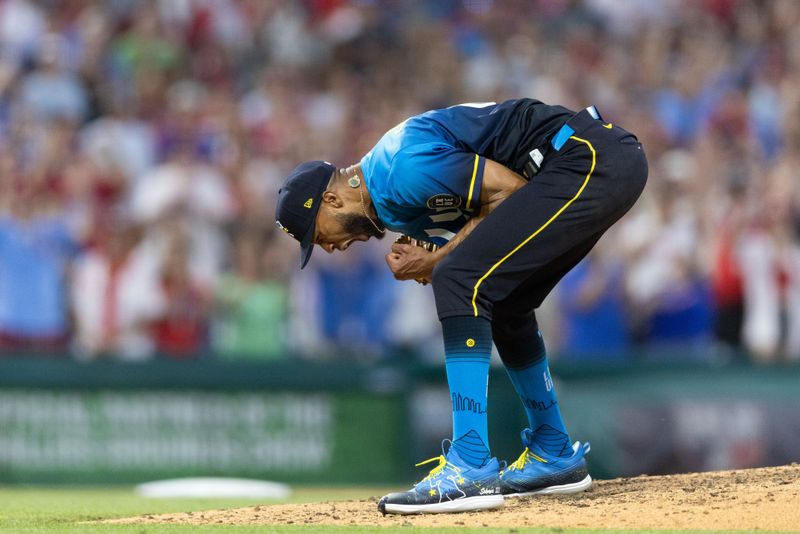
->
[523,105,603,179]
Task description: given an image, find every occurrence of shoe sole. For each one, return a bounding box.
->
[505,474,592,498]
[381,494,504,515]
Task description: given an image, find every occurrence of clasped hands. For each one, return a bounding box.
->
[385,242,438,285]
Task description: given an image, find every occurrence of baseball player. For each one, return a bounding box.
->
[275,99,647,514]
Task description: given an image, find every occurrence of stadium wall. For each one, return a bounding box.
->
[0,358,797,484]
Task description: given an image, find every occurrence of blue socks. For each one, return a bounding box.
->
[442,316,492,468]
[504,330,572,458]
[443,315,571,464]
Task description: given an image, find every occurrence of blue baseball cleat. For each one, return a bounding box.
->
[377,442,504,515]
[499,428,592,497]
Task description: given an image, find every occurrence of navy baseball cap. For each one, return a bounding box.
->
[275,160,336,269]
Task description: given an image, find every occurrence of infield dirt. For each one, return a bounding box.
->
[110,464,799,531]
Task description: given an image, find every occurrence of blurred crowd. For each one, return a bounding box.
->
[0,0,797,363]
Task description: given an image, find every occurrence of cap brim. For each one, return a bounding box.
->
[299,227,315,269]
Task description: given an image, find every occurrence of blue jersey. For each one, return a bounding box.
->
[360,99,571,246]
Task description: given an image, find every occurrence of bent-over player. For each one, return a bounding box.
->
[275,99,648,514]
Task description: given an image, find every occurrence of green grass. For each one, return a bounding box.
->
[0,486,792,534]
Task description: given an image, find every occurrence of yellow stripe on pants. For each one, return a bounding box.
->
[471,136,597,316]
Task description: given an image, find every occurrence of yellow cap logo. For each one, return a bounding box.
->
[466,338,475,348]
[304,198,313,209]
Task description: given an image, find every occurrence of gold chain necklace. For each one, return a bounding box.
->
[355,174,385,235]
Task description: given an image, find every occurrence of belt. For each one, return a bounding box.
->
[524,105,603,178]
[551,105,602,150]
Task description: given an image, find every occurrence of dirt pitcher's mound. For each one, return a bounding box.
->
[110,464,800,531]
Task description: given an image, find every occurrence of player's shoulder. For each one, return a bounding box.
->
[363,124,450,179]
[386,143,459,192]
[363,142,445,207]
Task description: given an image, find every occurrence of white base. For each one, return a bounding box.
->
[135,477,291,499]
[505,474,592,498]
[383,494,504,515]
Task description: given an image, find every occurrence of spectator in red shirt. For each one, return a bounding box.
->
[152,231,211,359]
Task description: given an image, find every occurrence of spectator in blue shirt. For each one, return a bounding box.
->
[0,181,80,353]
[558,251,630,360]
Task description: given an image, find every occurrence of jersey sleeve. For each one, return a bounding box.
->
[387,144,485,213]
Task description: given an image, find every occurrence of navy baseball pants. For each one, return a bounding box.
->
[431,110,648,337]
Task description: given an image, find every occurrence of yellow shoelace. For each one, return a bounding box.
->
[415,455,460,482]
[505,447,548,472]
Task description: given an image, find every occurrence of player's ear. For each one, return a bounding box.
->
[322,190,343,207]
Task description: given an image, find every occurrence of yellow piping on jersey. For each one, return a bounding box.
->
[466,154,479,209]
[471,136,596,316]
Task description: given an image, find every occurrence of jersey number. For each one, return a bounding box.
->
[424,208,470,242]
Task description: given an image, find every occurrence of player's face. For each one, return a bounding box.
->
[313,204,384,254]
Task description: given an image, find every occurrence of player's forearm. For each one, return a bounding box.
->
[431,210,486,263]
[389,206,493,284]
[429,196,510,267]
[388,160,525,283]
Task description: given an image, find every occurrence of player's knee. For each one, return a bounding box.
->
[492,308,545,368]
[491,309,538,341]
[432,255,473,310]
